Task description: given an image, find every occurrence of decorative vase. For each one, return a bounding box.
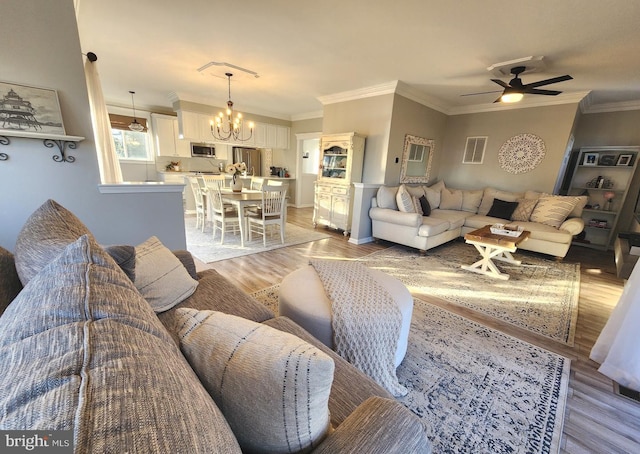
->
[231,174,243,192]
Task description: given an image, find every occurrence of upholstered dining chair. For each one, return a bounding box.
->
[247,184,288,246]
[208,184,240,244]
[187,176,207,232]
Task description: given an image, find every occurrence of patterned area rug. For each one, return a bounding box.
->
[250,288,570,454]
[358,241,580,345]
[185,217,331,263]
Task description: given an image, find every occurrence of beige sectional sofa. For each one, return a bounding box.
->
[369,181,587,259]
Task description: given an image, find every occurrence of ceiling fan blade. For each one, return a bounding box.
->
[490,79,510,88]
[525,88,562,96]
[523,75,573,89]
[460,90,502,97]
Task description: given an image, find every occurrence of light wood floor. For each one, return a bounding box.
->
[205,207,640,453]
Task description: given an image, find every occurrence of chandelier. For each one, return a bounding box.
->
[128,91,144,132]
[210,73,254,142]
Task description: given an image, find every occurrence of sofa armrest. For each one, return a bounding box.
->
[369,207,422,227]
[560,217,585,235]
[313,396,431,454]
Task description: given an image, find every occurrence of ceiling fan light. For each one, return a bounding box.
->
[501,92,524,103]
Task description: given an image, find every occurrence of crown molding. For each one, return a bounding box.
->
[291,110,323,121]
[317,81,399,105]
[447,91,591,115]
[580,95,640,114]
[394,81,449,114]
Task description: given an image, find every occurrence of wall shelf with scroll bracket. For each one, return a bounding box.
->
[0,131,84,163]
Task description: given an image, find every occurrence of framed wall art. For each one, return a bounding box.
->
[599,154,616,166]
[617,154,633,166]
[582,152,599,166]
[0,81,65,135]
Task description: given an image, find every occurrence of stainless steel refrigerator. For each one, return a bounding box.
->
[233,147,262,176]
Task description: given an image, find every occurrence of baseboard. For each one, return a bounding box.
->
[348,236,374,245]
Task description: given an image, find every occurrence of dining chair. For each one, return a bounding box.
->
[208,184,240,244]
[247,184,288,246]
[250,176,265,190]
[187,176,207,232]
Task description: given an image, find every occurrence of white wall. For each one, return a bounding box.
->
[0,0,186,251]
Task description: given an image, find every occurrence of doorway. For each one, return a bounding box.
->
[295,133,321,207]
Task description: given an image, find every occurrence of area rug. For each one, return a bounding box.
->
[358,241,580,345]
[185,217,331,263]
[250,288,570,454]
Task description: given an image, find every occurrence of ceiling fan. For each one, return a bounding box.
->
[463,66,573,103]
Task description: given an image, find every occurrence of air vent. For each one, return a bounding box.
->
[463,137,487,164]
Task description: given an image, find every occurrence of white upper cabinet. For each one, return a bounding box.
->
[177,109,289,149]
[152,113,190,158]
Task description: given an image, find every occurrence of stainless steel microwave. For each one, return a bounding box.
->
[191,143,216,157]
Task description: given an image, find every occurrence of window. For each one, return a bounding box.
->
[112,129,151,161]
[109,113,153,161]
[463,136,487,164]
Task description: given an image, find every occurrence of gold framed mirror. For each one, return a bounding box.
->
[400,134,434,183]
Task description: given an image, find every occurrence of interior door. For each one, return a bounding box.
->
[296,134,321,207]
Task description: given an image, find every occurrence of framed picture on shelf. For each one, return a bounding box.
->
[0,81,66,135]
[617,154,633,166]
[583,152,599,166]
[599,154,616,166]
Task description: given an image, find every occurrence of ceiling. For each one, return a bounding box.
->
[75,0,640,120]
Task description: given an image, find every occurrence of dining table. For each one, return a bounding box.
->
[219,188,264,247]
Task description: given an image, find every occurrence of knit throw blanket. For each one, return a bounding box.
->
[309,259,407,397]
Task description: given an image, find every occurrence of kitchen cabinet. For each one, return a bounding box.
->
[151,114,191,158]
[177,111,200,141]
[566,146,639,249]
[266,124,290,149]
[313,132,366,235]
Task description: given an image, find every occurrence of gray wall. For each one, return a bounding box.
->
[323,94,395,184]
[386,95,448,185]
[438,103,580,192]
[0,0,186,251]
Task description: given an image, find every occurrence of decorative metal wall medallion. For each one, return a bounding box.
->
[498,133,545,174]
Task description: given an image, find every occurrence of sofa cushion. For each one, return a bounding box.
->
[175,308,334,454]
[0,246,22,317]
[418,216,450,237]
[133,236,198,313]
[0,235,241,452]
[511,198,539,222]
[477,188,524,216]
[405,185,425,198]
[439,188,463,210]
[14,199,93,285]
[430,209,470,230]
[396,185,416,213]
[506,221,574,244]
[376,186,399,210]
[422,180,445,209]
[530,196,578,228]
[461,189,484,213]
[418,195,431,216]
[464,214,515,230]
[486,199,519,220]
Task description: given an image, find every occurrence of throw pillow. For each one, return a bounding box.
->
[530,196,578,228]
[422,180,445,209]
[477,188,524,216]
[0,246,22,317]
[418,195,431,216]
[396,185,415,213]
[175,308,334,454]
[486,199,519,220]
[439,188,463,210]
[511,198,539,222]
[0,235,240,452]
[103,245,136,281]
[461,189,484,213]
[14,199,93,285]
[412,196,423,215]
[376,186,399,210]
[134,236,199,313]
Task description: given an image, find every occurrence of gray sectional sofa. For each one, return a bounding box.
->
[0,199,430,453]
[370,182,587,259]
